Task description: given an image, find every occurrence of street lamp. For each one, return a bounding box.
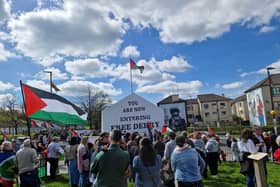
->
[266,67,277,135]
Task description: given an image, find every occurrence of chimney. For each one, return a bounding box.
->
[171,94,179,101]
[221,93,225,97]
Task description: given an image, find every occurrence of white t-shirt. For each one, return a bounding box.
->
[238,139,257,153]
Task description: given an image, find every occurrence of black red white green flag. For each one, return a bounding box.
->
[130,58,144,73]
[21,83,87,125]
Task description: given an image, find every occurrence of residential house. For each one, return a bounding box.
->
[157,95,188,127]
[186,98,201,124]
[244,73,280,125]
[231,95,249,122]
[197,94,232,126]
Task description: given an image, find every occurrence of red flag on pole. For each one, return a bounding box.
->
[208,126,215,136]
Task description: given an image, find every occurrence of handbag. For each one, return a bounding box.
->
[239,152,254,175]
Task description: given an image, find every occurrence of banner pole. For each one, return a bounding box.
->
[19,80,31,138]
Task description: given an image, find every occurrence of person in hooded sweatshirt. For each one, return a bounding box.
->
[171,136,205,187]
[205,135,219,177]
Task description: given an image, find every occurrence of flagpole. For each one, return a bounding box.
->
[44,71,53,93]
[19,80,31,138]
[130,62,133,93]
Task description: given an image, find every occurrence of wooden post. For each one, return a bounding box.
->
[248,152,268,187]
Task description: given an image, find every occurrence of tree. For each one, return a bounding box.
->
[81,90,112,130]
[6,98,21,135]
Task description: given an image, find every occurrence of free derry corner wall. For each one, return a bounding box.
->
[102,93,164,134]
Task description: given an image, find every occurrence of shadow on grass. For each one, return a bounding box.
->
[203,162,245,187]
[41,174,69,187]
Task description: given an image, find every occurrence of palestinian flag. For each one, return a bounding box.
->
[130,58,144,73]
[21,82,87,125]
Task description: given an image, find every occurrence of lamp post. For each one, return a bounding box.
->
[266,67,277,135]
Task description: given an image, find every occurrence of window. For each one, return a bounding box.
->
[239,102,242,107]
[212,112,217,115]
[205,112,210,117]
[222,111,227,115]
[273,87,280,96]
[188,114,193,119]
[204,104,209,109]
[220,103,226,109]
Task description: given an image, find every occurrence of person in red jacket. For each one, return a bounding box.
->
[273,136,280,164]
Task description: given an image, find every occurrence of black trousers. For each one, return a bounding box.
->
[178,180,203,187]
[48,157,59,178]
[206,152,218,175]
[19,170,40,187]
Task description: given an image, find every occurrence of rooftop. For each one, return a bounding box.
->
[231,95,246,104]
[197,93,232,103]
[186,98,198,104]
[157,94,185,105]
[244,73,280,93]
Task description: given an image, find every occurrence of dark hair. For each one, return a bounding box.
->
[110,130,122,142]
[240,128,253,141]
[175,136,185,147]
[139,138,156,166]
[169,132,176,140]
[70,136,78,145]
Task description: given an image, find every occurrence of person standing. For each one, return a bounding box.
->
[133,138,162,187]
[192,132,207,178]
[164,132,176,161]
[91,130,130,187]
[15,139,40,187]
[47,137,61,179]
[231,138,239,162]
[238,129,257,187]
[154,135,165,158]
[0,141,17,187]
[171,136,205,187]
[205,135,219,177]
[65,136,80,187]
[77,136,90,187]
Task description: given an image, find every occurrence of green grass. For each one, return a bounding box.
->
[41,175,69,187]
[41,162,279,187]
[204,162,280,187]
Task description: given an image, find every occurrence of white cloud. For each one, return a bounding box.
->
[58,80,122,97]
[65,58,118,78]
[0,94,14,107]
[221,81,244,89]
[0,81,14,91]
[65,56,187,86]
[115,57,176,86]
[158,56,192,72]
[0,0,10,23]
[121,45,140,57]
[241,59,280,77]
[8,1,126,65]
[0,43,17,61]
[257,59,280,74]
[35,67,68,80]
[107,0,280,44]
[259,26,277,33]
[26,80,50,91]
[136,80,203,97]
[37,55,64,67]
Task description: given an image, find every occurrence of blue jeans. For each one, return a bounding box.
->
[79,171,89,187]
[246,173,256,187]
[19,170,40,187]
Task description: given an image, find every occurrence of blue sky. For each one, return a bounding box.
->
[1,0,280,106]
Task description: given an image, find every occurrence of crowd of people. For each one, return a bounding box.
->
[0,126,279,187]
